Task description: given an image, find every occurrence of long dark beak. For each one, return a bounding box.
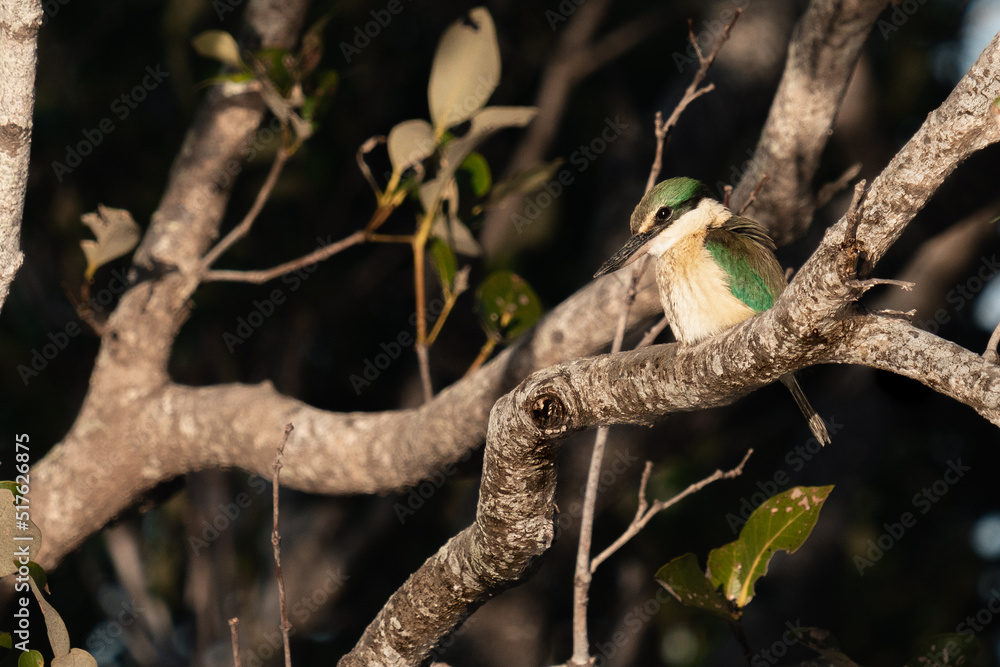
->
[593,230,657,278]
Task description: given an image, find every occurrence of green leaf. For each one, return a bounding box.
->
[429,238,457,289]
[0,489,42,578]
[707,485,833,608]
[428,7,501,136]
[905,634,979,667]
[17,651,43,667]
[475,270,542,342]
[460,151,492,197]
[388,119,437,176]
[192,30,244,68]
[654,553,739,621]
[80,205,140,282]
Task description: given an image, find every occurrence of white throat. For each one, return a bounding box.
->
[643,198,728,258]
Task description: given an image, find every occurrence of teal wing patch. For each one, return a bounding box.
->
[705,220,784,312]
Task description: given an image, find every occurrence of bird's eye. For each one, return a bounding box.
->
[655,206,672,222]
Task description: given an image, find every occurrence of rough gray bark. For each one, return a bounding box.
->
[339,30,1000,665]
[729,0,888,243]
[0,0,42,315]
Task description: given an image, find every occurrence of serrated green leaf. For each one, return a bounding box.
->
[192,30,244,68]
[17,651,42,667]
[654,553,739,621]
[707,485,833,608]
[460,151,492,197]
[905,633,979,667]
[428,7,501,136]
[80,205,140,282]
[475,270,542,342]
[388,120,437,175]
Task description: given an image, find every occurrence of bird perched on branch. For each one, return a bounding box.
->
[594,177,830,445]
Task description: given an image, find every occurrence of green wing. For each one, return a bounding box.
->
[705,216,785,313]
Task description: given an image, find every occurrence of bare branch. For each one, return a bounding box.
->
[202,230,366,284]
[201,148,290,270]
[730,0,887,243]
[589,449,752,572]
[272,424,294,667]
[229,618,242,667]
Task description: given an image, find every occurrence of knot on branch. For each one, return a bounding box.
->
[527,392,569,433]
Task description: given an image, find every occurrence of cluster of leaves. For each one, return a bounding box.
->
[192,17,339,152]
[360,7,544,365]
[0,485,95,667]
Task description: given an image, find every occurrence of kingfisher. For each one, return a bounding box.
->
[594,177,830,445]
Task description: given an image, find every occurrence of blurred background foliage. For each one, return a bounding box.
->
[2,0,1000,665]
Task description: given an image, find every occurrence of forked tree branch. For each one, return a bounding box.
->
[339,30,1000,663]
[729,0,887,243]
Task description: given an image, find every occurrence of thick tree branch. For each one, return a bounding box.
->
[341,30,1000,662]
[0,0,42,314]
[730,0,887,242]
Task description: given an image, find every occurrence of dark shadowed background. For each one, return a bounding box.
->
[3,0,1000,665]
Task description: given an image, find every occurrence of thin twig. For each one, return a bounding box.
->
[590,449,753,572]
[569,260,643,667]
[229,618,242,667]
[272,423,294,667]
[736,174,769,216]
[203,230,366,284]
[644,112,668,193]
[202,148,290,270]
[984,320,1000,364]
[650,9,742,175]
[636,316,670,349]
[815,162,863,210]
[415,344,433,402]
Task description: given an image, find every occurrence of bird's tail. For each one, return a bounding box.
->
[779,374,830,446]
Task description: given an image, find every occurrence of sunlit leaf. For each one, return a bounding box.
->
[0,489,42,577]
[80,205,140,282]
[51,649,98,667]
[17,651,43,667]
[29,577,70,658]
[388,119,436,175]
[654,553,738,622]
[707,485,833,608]
[460,151,492,197]
[428,7,501,136]
[475,270,542,342]
[192,30,244,68]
